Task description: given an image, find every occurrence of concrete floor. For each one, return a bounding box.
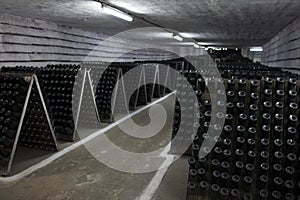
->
[0,94,189,200]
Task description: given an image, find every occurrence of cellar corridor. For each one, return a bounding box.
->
[1,1,300,199]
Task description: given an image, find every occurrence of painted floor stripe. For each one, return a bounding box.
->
[136,143,175,200]
[0,92,176,184]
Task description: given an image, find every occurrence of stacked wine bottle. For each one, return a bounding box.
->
[156,64,170,97]
[143,64,157,103]
[0,73,58,175]
[187,77,300,200]
[75,67,100,129]
[218,62,299,80]
[0,62,173,175]
[0,74,29,169]
[119,63,149,110]
[37,67,79,141]
[95,65,120,122]
[18,79,57,151]
[171,62,204,155]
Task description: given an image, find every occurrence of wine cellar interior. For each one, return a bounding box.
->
[0,1,300,200]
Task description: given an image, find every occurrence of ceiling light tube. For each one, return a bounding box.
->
[102,5,133,22]
[250,47,263,52]
[173,34,183,41]
[193,43,200,48]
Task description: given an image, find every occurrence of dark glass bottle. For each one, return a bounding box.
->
[250,92,259,104]
[198,167,207,181]
[250,80,259,92]
[248,115,257,128]
[227,79,235,91]
[230,188,240,200]
[199,181,208,197]
[288,78,297,91]
[264,88,273,101]
[249,104,258,114]
[187,182,197,196]
[275,77,285,90]
[275,90,285,102]
[275,101,284,114]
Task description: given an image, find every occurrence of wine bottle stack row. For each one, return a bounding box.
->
[136,67,149,107]
[75,68,101,129]
[83,62,165,122]
[1,66,38,74]
[170,86,201,155]
[0,62,172,175]
[46,64,80,70]
[1,65,80,141]
[128,63,172,108]
[1,62,168,138]
[156,65,169,98]
[120,63,149,110]
[18,83,57,151]
[187,77,300,200]
[84,66,106,125]
[169,60,300,156]
[166,59,300,80]
[77,62,119,125]
[135,85,148,107]
[151,64,167,99]
[152,83,164,98]
[37,67,79,141]
[218,62,275,71]
[218,62,300,80]
[0,74,29,169]
[144,64,157,103]
[95,65,119,122]
[170,62,205,155]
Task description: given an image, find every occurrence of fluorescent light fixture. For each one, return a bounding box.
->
[173,34,183,41]
[250,47,263,52]
[179,33,194,38]
[179,32,208,38]
[102,5,133,22]
[198,42,215,46]
[193,43,200,48]
[109,1,147,14]
[208,46,216,50]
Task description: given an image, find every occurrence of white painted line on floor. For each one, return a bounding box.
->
[135,143,175,200]
[0,91,176,184]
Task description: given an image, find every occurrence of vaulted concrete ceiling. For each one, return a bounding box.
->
[0,0,300,47]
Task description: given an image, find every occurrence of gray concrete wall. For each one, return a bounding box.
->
[261,16,300,68]
[0,14,175,67]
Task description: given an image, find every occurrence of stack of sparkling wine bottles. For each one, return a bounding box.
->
[37,66,79,141]
[0,72,58,175]
[95,64,120,122]
[18,78,57,151]
[1,65,80,141]
[166,59,300,200]
[186,77,300,200]
[0,74,29,168]
[0,62,173,175]
[120,63,149,110]
[218,62,299,80]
